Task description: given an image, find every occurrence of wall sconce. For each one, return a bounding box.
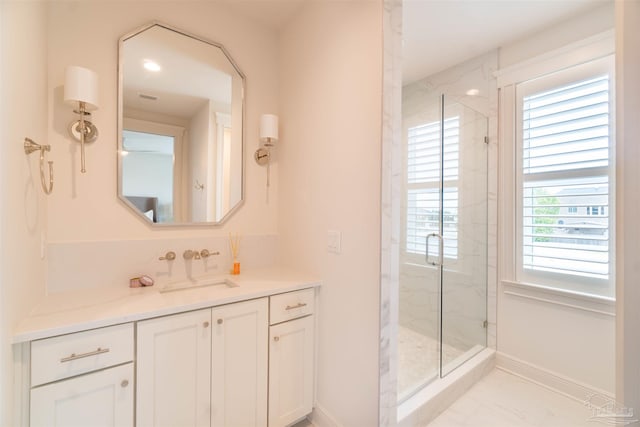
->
[254,114,279,189]
[64,66,99,174]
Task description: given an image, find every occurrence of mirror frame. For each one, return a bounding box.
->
[117,21,246,227]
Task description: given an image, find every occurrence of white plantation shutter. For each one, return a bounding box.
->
[406,117,459,259]
[522,75,609,174]
[519,66,612,287]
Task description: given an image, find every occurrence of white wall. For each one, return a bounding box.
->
[615,0,640,412]
[498,3,614,69]
[497,4,616,395]
[277,2,382,425]
[0,1,48,425]
[45,0,279,242]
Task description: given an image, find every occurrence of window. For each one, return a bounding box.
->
[516,56,614,296]
[587,206,605,215]
[405,117,459,261]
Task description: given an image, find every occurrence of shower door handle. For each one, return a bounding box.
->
[425,233,443,266]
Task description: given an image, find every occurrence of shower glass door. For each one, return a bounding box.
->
[440,98,488,377]
[398,93,487,402]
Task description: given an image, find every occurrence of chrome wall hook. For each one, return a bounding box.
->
[24,138,54,195]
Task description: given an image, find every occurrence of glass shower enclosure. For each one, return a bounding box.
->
[398,93,488,402]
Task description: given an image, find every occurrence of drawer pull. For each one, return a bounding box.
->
[60,347,110,363]
[285,302,307,311]
[121,379,129,388]
[274,336,280,342]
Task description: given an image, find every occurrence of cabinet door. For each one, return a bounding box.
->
[30,362,133,427]
[211,298,268,427]
[268,315,314,427]
[136,309,211,427]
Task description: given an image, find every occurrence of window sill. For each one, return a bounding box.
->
[501,280,615,316]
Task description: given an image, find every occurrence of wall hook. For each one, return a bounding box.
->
[24,138,54,195]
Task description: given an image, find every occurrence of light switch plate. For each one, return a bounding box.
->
[327,230,342,254]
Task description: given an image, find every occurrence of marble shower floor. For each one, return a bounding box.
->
[398,326,464,401]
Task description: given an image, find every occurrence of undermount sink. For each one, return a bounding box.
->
[159,277,238,293]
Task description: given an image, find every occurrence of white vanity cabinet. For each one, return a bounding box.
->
[136,298,269,427]
[268,289,315,427]
[211,298,268,427]
[136,308,212,427]
[29,323,134,427]
[19,284,318,427]
[30,364,134,427]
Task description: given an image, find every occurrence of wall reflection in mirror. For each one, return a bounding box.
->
[118,22,245,225]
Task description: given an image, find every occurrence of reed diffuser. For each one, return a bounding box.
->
[229,232,240,275]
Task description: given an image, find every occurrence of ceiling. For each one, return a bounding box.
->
[225,0,306,30]
[225,0,612,85]
[403,0,613,84]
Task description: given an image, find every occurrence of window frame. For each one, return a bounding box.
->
[513,55,615,298]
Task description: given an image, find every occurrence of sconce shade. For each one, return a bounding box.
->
[260,114,278,142]
[64,66,99,110]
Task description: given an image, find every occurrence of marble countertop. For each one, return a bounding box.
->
[14,268,321,343]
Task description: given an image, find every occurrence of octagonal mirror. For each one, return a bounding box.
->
[118,22,245,225]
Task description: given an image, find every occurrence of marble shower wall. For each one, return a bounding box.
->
[379,0,403,425]
[399,51,498,351]
[379,5,499,424]
[443,102,489,353]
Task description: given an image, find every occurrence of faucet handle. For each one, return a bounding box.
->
[159,251,176,261]
[200,249,220,258]
[183,249,201,260]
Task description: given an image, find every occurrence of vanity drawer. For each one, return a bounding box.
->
[270,288,315,325]
[31,323,133,387]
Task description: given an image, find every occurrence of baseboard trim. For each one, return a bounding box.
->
[495,352,613,403]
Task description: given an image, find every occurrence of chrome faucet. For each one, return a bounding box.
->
[183,249,201,260]
[158,251,176,261]
[183,249,219,260]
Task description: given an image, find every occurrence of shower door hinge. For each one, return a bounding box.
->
[484,136,489,145]
[483,320,488,328]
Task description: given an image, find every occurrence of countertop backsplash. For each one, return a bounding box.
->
[46,234,279,293]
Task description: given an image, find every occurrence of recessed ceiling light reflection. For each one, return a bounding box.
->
[143,60,161,72]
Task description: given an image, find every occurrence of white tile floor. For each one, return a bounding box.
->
[428,369,596,427]
[296,367,598,427]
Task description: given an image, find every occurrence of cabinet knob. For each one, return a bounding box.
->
[273,336,279,342]
[217,319,223,325]
[203,321,210,328]
[121,379,129,388]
